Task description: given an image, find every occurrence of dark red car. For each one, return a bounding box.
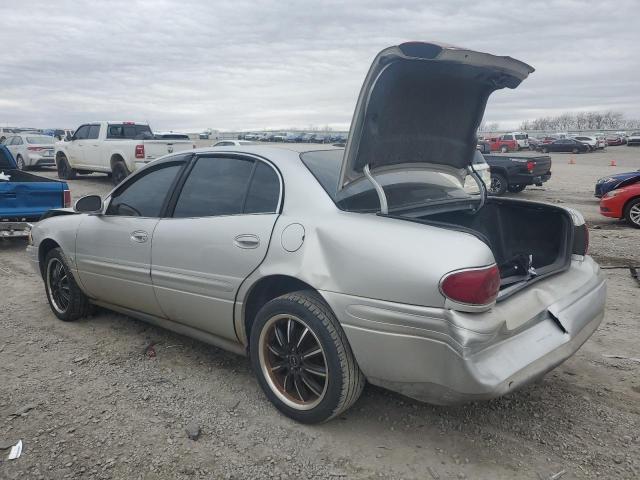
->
[600,182,640,228]
[606,136,624,146]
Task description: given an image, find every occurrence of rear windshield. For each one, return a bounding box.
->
[301,149,471,213]
[107,124,153,140]
[26,136,54,144]
[155,133,190,140]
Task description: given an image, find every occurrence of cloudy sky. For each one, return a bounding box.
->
[1,0,638,132]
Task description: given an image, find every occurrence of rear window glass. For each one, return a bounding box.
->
[107,124,153,140]
[26,136,54,144]
[301,150,470,213]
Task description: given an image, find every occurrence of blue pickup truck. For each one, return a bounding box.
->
[0,144,70,237]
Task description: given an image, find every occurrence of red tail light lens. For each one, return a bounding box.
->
[27,146,45,151]
[63,189,71,208]
[135,144,145,159]
[440,265,501,306]
[526,160,535,173]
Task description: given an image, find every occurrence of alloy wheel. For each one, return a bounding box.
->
[258,314,328,410]
[47,258,71,314]
[489,176,502,194]
[630,204,640,226]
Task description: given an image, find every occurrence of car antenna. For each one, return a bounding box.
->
[363,164,388,215]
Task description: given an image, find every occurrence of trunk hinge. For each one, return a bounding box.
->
[467,165,487,212]
[363,164,388,214]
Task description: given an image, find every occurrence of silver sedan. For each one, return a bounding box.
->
[27,42,605,423]
[4,133,55,169]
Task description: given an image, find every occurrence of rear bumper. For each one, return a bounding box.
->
[322,256,605,405]
[510,172,551,186]
[0,221,31,237]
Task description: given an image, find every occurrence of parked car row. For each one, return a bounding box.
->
[239,132,348,144]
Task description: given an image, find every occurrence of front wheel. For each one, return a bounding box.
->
[44,248,92,321]
[508,184,526,193]
[250,291,365,424]
[624,198,640,228]
[56,154,76,179]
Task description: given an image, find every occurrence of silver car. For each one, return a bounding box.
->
[27,42,605,423]
[4,134,56,169]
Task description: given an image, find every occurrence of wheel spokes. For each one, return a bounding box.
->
[300,371,323,397]
[303,364,326,377]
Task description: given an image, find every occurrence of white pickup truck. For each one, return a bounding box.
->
[54,121,194,184]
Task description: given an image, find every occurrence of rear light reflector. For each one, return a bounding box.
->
[135,144,145,158]
[440,265,501,306]
[526,160,535,173]
[63,189,71,208]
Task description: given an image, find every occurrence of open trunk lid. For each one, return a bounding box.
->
[338,42,534,200]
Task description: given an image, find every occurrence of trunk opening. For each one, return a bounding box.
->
[407,199,574,296]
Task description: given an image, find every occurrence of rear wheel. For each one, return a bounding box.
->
[111,161,130,186]
[624,198,640,228]
[16,155,26,170]
[44,248,92,321]
[508,184,526,193]
[489,173,508,196]
[250,291,365,424]
[56,154,76,179]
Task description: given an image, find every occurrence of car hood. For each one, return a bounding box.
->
[337,41,534,198]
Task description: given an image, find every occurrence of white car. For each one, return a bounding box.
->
[213,140,258,147]
[573,135,598,151]
[3,134,55,170]
[626,131,640,146]
[55,121,195,185]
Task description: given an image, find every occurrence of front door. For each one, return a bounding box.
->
[151,155,282,341]
[66,125,89,166]
[75,159,186,316]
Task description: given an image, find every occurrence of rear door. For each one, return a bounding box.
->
[151,154,282,341]
[75,158,186,315]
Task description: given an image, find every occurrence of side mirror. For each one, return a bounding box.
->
[66,133,74,141]
[75,195,103,213]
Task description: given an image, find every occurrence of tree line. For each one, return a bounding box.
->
[519,111,640,131]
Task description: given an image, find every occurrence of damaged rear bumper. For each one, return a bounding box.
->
[321,256,606,405]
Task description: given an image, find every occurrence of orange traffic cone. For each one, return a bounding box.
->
[610,159,617,167]
[569,156,576,165]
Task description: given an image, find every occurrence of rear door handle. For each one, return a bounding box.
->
[130,230,149,243]
[234,234,260,249]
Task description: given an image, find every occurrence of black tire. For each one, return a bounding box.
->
[507,184,526,193]
[56,154,76,179]
[623,198,640,229]
[250,290,365,424]
[489,173,508,196]
[16,155,26,170]
[572,147,579,154]
[111,161,130,186]
[44,248,92,321]
[542,147,549,153]
[500,145,509,153]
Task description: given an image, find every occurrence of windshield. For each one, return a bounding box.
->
[26,136,54,144]
[301,149,473,213]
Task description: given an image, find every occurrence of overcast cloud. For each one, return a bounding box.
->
[1,0,638,132]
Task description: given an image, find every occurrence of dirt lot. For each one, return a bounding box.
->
[1,145,639,479]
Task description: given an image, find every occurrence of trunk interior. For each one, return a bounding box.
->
[417,199,573,293]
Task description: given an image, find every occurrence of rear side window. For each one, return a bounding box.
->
[106,163,183,217]
[173,157,254,217]
[107,124,153,139]
[244,162,280,213]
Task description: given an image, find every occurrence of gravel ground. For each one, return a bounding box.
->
[1,145,639,479]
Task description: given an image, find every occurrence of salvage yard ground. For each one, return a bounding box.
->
[1,145,639,479]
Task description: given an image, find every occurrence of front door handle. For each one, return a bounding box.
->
[234,234,260,249]
[130,230,149,243]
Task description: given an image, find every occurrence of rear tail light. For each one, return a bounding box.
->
[573,223,589,256]
[27,146,45,151]
[526,160,536,173]
[135,144,145,159]
[63,189,71,208]
[440,265,501,306]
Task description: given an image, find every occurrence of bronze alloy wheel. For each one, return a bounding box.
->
[258,314,328,410]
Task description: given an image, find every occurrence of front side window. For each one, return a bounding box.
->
[87,125,100,139]
[106,162,183,217]
[74,126,90,140]
[502,135,513,140]
[173,157,255,218]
